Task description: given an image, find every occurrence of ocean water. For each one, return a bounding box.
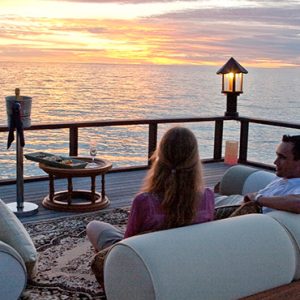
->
[0,62,300,179]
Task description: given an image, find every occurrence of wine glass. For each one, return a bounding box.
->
[89,141,98,167]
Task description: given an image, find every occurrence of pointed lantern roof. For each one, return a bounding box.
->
[216,57,248,74]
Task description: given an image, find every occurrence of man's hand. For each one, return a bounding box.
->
[244,192,257,203]
[244,193,300,214]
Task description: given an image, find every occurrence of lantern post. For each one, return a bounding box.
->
[217,57,248,117]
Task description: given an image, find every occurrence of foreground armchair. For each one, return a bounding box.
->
[103,165,300,300]
[104,213,298,300]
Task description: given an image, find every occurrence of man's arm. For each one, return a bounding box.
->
[244,193,300,213]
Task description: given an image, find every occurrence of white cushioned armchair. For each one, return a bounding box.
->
[103,165,300,300]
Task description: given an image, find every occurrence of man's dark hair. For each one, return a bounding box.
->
[282,135,300,160]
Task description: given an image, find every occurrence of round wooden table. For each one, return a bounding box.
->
[39,157,112,212]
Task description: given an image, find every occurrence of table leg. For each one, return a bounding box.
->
[91,176,96,203]
[67,178,73,205]
[101,174,106,200]
[49,175,55,202]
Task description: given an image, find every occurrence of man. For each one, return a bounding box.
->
[216,135,300,214]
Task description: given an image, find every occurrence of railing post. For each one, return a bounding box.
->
[69,127,78,156]
[239,120,249,163]
[148,123,158,166]
[214,120,223,160]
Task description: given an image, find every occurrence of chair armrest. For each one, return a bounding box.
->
[0,241,27,300]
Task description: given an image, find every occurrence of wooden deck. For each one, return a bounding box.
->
[0,162,231,224]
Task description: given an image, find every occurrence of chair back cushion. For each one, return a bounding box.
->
[242,170,276,195]
[220,165,275,196]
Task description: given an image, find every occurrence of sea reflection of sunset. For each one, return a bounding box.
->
[0,62,299,179]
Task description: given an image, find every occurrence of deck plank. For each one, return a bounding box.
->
[0,162,231,223]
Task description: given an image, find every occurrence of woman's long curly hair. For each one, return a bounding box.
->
[141,126,204,229]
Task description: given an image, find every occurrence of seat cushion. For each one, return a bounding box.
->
[0,199,38,279]
[0,241,27,300]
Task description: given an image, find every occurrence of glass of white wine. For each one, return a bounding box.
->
[89,141,98,167]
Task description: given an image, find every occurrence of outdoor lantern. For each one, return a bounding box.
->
[217,57,248,117]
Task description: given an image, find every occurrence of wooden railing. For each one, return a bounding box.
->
[1,115,300,183]
[0,116,229,165]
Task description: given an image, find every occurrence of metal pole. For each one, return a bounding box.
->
[7,129,39,216]
[16,129,24,210]
[7,120,38,217]
[6,92,38,216]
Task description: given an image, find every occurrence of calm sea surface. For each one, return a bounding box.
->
[0,62,299,179]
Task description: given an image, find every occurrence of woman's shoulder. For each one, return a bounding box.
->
[134,192,155,200]
[132,192,159,205]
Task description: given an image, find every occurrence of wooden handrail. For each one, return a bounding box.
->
[0,116,229,132]
[238,117,300,129]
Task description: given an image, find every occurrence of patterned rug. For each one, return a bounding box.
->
[20,208,129,300]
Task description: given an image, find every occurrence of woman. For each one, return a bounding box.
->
[86,126,215,251]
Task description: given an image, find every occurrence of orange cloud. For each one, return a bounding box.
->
[0,1,299,68]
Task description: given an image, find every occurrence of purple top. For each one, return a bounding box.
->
[124,188,215,238]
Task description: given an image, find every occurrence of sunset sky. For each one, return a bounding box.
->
[0,0,299,67]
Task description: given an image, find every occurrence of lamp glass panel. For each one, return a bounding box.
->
[223,73,243,93]
[223,73,234,92]
[235,73,243,92]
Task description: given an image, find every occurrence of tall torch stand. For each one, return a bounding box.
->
[6,129,39,217]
